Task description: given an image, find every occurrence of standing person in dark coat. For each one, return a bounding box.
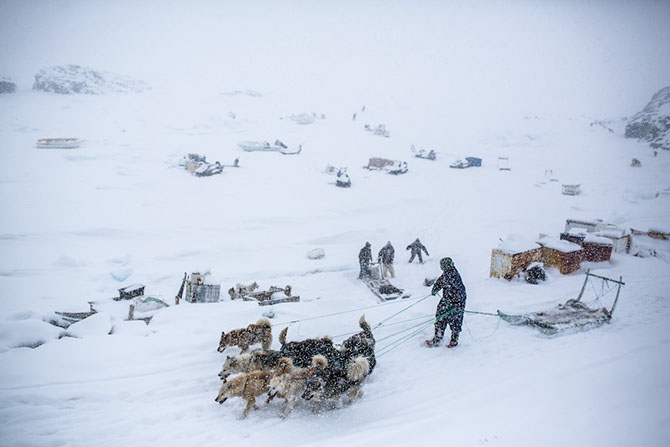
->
[406,238,430,263]
[378,241,395,278]
[426,257,467,348]
[358,242,372,279]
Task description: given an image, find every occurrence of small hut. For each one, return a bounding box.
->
[560,229,613,262]
[581,234,613,262]
[490,237,542,280]
[594,228,630,254]
[537,236,582,275]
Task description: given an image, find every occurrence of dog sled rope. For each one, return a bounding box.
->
[376,307,461,357]
[270,293,435,327]
[372,294,434,330]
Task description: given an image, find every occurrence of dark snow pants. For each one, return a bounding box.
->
[408,251,423,263]
[433,297,465,342]
[359,262,370,280]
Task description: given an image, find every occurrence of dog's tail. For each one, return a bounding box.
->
[359,314,371,333]
[347,356,370,382]
[359,314,374,343]
[311,354,328,369]
[279,327,288,345]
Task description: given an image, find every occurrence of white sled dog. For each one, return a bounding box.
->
[266,357,311,418]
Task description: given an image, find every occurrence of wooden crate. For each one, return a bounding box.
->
[537,237,583,274]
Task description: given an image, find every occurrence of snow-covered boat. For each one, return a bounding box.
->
[238,140,302,155]
[36,138,82,149]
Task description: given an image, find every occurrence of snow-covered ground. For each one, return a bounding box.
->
[1,1,669,446]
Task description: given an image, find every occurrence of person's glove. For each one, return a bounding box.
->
[431,290,438,296]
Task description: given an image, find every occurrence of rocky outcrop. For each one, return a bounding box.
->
[625,87,670,150]
[33,65,149,94]
[0,77,16,93]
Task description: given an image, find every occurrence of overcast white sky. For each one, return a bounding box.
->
[1,0,668,117]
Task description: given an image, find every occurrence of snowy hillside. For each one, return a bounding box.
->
[1,1,669,447]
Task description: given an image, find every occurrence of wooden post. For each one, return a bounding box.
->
[610,276,624,315]
[576,269,590,301]
[128,304,135,321]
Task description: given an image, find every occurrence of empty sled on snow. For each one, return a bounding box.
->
[498,270,624,335]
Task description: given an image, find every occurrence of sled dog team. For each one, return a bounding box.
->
[215,315,376,418]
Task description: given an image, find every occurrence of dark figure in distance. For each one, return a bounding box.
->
[426,257,467,348]
[358,242,372,279]
[406,238,429,263]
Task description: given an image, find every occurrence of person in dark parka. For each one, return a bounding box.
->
[406,238,429,263]
[358,242,372,279]
[426,257,467,348]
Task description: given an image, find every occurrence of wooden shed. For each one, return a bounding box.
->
[594,228,630,254]
[581,234,613,262]
[490,238,542,280]
[537,236,583,274]
[560,229,613,262]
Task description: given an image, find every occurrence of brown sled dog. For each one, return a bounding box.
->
[218,350,279,381]
[215,370,272,418]
[218,318,272,353]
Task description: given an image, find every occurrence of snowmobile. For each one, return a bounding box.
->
[411,145,436,160]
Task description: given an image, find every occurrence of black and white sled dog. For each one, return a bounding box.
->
[301,354,371,410]
[277,326,342,369]
[339,314,376,372]
[278,314,376,371]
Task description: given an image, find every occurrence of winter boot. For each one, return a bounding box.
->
[447,332,459,348]
[425,338,441,347]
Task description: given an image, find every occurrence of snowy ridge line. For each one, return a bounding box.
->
[270,293,434,327]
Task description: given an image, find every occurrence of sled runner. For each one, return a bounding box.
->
[498,271,624,335]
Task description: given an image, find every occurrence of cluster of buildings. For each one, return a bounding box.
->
[490,218,632,280]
